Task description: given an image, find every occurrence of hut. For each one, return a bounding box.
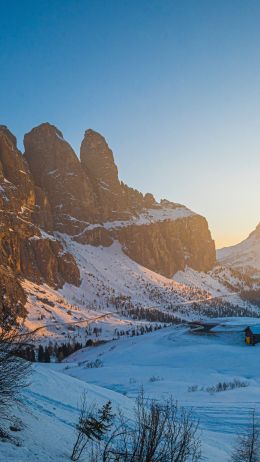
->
[245,325,260,346]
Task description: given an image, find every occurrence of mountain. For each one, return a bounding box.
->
[0,124,81,323]
[0,123,217,323]
[1,122,258,336]
[23,123,216,277]
[217,224,260,278]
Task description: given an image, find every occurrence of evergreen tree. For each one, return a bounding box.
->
[71,395,114,461]
[44,346,50,363]
[30,348,36,362]
[37,345,44,362]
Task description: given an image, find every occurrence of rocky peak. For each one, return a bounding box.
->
[0,124,17,147]
[0,125,29,185]
[80,129,120,191]
[0,125,36,218]
[24,123,78,185]
[80,129,147,220]
[250,223,260,240]
[24,123,97,234]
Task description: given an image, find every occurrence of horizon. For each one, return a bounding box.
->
[1,0,259,248]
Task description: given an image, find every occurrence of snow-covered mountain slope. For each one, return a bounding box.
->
[20,235,259,344]
[60,235,260,316]
[217,223,260,278]
[174,265,259,298]
[23,279,155,345]
[3,325,260,461]
[59,236,208,309]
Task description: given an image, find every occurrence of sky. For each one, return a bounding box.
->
[0,0,259,248]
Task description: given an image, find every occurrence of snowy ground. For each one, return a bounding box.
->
[2,324,260,461]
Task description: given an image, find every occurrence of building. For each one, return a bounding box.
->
[245,326,260,345]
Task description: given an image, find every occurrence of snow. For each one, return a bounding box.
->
[59,235,233,317]
[64,325,260,460]
[82,205,195,233]
[22,279,153,345]
[0,364,131,461]
[2,326,260,461]
[174,267,232,297]
[6,218,259,460]
[55,132,65,141]
[21,234,259,344]
[173,267,251,308]
[217,226,260,276]
[47,169,59,176]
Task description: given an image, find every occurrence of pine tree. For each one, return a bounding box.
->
[37,345,44,362]
[71,395,114,461]
[30,348,36,362]
[44,347,50,363]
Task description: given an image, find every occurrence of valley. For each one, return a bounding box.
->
[2,324,260,461]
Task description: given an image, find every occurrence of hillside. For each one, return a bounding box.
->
[217,224,260,278]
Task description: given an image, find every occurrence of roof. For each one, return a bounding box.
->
[248,325,260,335]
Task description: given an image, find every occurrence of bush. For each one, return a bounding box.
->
[84,359,103,369]
[103,391,201,462]
[230,410,260,462]
[0,321,31,438]
[188,379,249,394]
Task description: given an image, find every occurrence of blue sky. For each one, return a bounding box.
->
[0,0,259,247]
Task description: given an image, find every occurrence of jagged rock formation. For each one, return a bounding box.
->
[0,125,80,321]
[80,129,155,220]
[24,123,97,234]
[0,122,216,321]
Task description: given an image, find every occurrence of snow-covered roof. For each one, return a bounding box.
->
[249,325,260,335]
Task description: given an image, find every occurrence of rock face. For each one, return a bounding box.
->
[24,123,97,234]
[113,215,215,277]
[80,129,152,220]
[0,125,81,321]
[0,122,216,321]
[0,265,27,323]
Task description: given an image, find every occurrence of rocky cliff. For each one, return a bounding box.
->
[0,125,80,321]
[24,123,97,234]
[81,129,156,221]
[113,214,215,277]
[0,122,216,321]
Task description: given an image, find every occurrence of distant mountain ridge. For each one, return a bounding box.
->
[217,224,260,278]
